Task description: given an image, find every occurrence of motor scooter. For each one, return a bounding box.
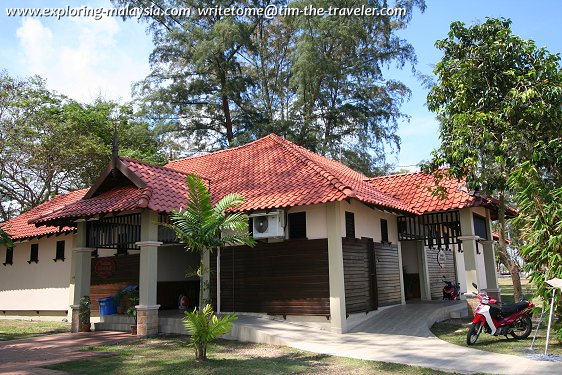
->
[442,275,460,300]
[466,283,534,345]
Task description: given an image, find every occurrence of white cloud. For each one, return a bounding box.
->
[16,19,54,74]
[15,16,151,102]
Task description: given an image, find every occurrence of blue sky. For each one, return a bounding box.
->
[1,1,561,170]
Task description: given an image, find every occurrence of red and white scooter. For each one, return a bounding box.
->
[466,283,534,345]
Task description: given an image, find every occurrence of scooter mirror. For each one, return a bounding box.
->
[472,282,478,289]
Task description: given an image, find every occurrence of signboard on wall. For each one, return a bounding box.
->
[94,257,116,279]
[91,254,140,285]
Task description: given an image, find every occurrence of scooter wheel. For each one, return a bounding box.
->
[510,315,532,339]
[467,322,483,345]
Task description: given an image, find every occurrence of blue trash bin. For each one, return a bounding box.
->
[98,296,117,316]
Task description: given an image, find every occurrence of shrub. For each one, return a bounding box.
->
[183,304,237,360]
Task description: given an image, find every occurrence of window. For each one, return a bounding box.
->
[473,215,488,240]
[288,212,307,239]
[345,212,355,238]
[3,247,13,266]
[54,240,65,262]
[380,219,389,243]
[28,244,39,264]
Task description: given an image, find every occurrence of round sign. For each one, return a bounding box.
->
[437,249,447,268]
[94,257,116,279]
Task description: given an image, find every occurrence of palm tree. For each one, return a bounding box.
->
[167,173,255,311]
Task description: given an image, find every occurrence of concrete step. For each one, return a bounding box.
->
[99,314,135,324]
[159,317,188,334]
[94,322,133,332]
[448,301,469,319]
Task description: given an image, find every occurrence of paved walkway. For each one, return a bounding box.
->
[0,331,133,375]
[227,301,561,374]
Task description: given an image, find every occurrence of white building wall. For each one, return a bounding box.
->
[0,235,74,312]
[287,200,398,243]
[287,204,328,239]
[339,199,398,243]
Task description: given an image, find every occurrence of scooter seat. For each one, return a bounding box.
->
[501,301,529,315]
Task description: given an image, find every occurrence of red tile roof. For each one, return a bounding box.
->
[165,134,415,214]
[30,158,192,226]
[6,134,509,239]
[1,189,87,241]
[368,171,492,213]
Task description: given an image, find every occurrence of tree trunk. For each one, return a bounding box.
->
[219,71,233,145]
[199,248,211,312]
[221,93,233,144]
[497,192,523,301]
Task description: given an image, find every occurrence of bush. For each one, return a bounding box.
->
[79,296,91,332]
[183,304,237,360]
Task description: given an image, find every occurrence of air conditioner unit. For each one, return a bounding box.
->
[249,210,285,238]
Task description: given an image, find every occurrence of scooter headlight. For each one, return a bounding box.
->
[482,295,490,304]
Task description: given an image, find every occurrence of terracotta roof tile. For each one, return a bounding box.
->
[30,159,192,225]
[1,189,87,241]
[368,171,485,213]
[165,134,416,214]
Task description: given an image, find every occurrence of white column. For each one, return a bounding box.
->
[454,244,467,295]
[135,210,162,337]
[418,242,431,301]
[459,209,479,294]
[137,241,161,307]
[68,222,94,332]
[326,201,347,333]
[482,209,499,296]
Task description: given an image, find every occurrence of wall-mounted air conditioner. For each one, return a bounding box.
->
[249,210,285,238]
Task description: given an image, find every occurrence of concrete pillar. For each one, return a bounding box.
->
[459,209,479,294]
[454,244,467,296]
[482,209,500,299]
[418,242,431,301]
[68,222,94,332]
[397,241,406,305]
[326,201,347,333]
[136,210,162,337]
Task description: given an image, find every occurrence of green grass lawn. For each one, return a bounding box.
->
[45,337,454,375]
[432,277,561,356]
[432,318,562,356]
[0,319,70,341]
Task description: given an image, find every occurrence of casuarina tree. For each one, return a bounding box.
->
[425,18,562,301]
[112,0,426,175]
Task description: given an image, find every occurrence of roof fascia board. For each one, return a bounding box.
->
[84,159,146,199]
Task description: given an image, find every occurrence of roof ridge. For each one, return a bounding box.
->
[268,134,356,198]
[368,170,425,181]
[165,135,277,166]
[120,157,192,177]
[368,168,453,181]
[137,186,153,208]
